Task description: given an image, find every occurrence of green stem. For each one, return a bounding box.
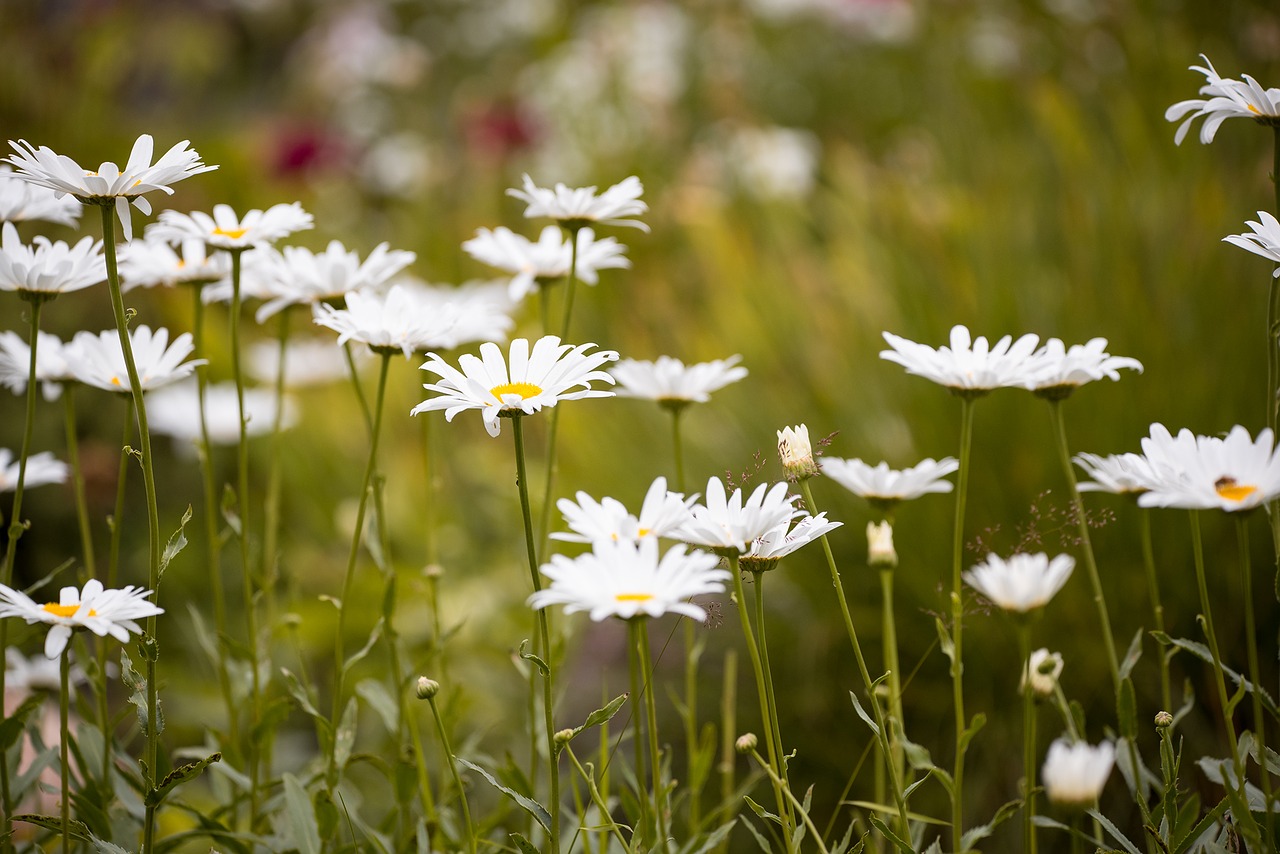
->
[262,309,291,637]
[566,745,632,852]
[1270,124,1280,605]
[106,399,132,589]
[637,619,670,851]
[879,565,904,790]
[750,569,794,833]
[407,685,439,832]
[669,406,686,494]
[717,648,737,854]
[1019,624,1037,854]
[628,620,651,840]
[61,646,71,854]
[747,749,831,854]
[559,226,580,341]
[950,395,976,853]
[683,617,701,834]
[1138,510,1172,714]
[63,386,95,579]
[428,693,476,854]
[1237,514,1275,835]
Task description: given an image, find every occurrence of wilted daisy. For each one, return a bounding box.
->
[612,354,748,408]
[676,477,802,554]
[1138,423,1280,512]
[552,476,696,544]
[0,330,73,401]
[5,134,216,240]
[412,336,618,437]
[1223,211,1280,274]
[880,325,1040,394]
[1022,648,1064,697]
[823,456,958,508]
[0,449,67,491]
[963,552,1075,613]
[1073,452,1160,496]
[740,512,842,572]
[1041,738,1115,805]
[314,284,463,358]
[529,537,727,622]
[255,239,415,321]
[508,174,649,231]
[248,337,371,388]
[0,166,80,227]
[0,579,163,659]
[147,380,294,448]
[462,225,630,300]
[149,202,313,252]
[1165,55,1280,145]
[65,326,204,393]
[1023,338,1142,397]
[119,238,229,291]
[0,222,105,299]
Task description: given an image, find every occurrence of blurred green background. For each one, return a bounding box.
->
[3,0,1280,849]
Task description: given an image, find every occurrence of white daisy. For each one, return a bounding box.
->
[1041,738,1115,805]
[248,337,371,388]
[866,520,897,567]
[1137,423,1280,513]
[740,512,842,571]
[65,326,204,394]
[254,239,415,322]
[0,221,105,298]
[0,578,163,659]
[676,477,802,554]
[529,537,728,622]
[1223,211,1280,275]
[5,646,87,694]
[880,325,1041,393]
[612,354,748,406]
[1023,338,1142,396]
[1022,648,1063,698]
[118,238,229,291]
[822,456,958,505]
[391,278,516,349]
[0,330,73,402]
[196,246,281,305]
[314,284,468,358]
[963,552,1075,613]
[777,423,818,480]
[148,202,313,252]
[411,336,618,438]
[1073,452,1160,496]
[0,449,68,492]
[1165,55,1280,146]
[0,166,81,227]
[508,174,649,232]
[147,380,294,449]
[552,476,696,544]
[462,225,630,301]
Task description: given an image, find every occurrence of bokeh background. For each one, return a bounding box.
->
[3,0,1280,850]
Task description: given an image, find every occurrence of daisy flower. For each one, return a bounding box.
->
[248,337,372,388]
[1073,452,1160,496]
[5,646,87,694]
[612,354,748,408]
[392,278,515,349]
[411,335,618,438]
[1165,55,1280,146]
[119,238,229,291]
[1041,738,1115,805]
[777,423,818,480]
[147,380,294,448]
[65,326,204,394]
[822,456,958,508]
[1223,211,1280,275]
[740,512,842,572]
[529,537,728,622]
[0,222,105,299]
[254,240,415,322]
[313,284,466,358]
[963,552,1075,613]
[880,325,1041,394]
[148,202,313,252]
[0,166,81,227]
[1023,338,1142,397]
[0,330,73,402]
[552,476,696,544]
[1137,423,1280,512]
[676,477,802,554]
[0,449,67,491]
[0,579,163,659]
[866,520,897,567]
[462,225,630,301]
[6,134,215,240]
[1022,648,1064,698]
[508,174,649,231]
[196,246,281,305]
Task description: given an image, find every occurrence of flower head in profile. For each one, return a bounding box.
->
[119,238,229,291]
[529,538,728,622]
[612,355,748,409]
[462,225,630,301]
[149,202,313,252]
[6,135,216,240]
[147,380,294,449]
[314,284,462,358]
[0,579,163,659]
[5,646,87,694]
[1138,423,1280,513]
[1073,452,1160,497]
[1223,211,1280,275]
[508,174,649,231]
[0,449,67,492]
[0,166,81,227]
[392,278,516,348]
[1023,338,1142,398]
[963,552,1075,613]
[1022,648,1064,697]
[1041,739,1115,806]
[254,239,415,321]
[0,330,73,402]
[552,476,696,544]
[880,325,1040,395]
[412,336,618,437]
[1165,55,1280,145]
[676,477,802,555]
[740,512,842,572]
[823,456,958,510]
[0,222,105,299]
[866,520,898,568]
[65,326,204,394]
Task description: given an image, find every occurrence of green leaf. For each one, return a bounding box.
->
[0,694,44,752]
[146,752,221,807]
[158,505,192,585]
[934,617,955,666]
[221,484,241,537]
[12,814,93,842]
[891,717,933,771]
[1119,627,1144,680]
[282,773,322,854]
[1088,808,1143,854]
[280,668,323,721]
[1171,795,1228,854]
[957,712,986,753]
[849,691,880,736]
[689,819,736,854]
[457,757,551,832]
[867,815,914,854]
[1117,677,1138,740]
[557,693,628,753]
[355,679,399,735]
[743,795,782,825]
[1152,634,1279,717]
[119,649,162,740]
[333,697,358,772]
[343,618,384,674]
[508,833,540,854]
[740,815,773,854]
[959,797,1021,850]
[517,639,549,677]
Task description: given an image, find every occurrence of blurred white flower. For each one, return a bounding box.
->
[5,647,87,694]
[823,457,958,505]
[1022,648,1064,697]
[1023,338,1142,396]
[1138,424,1280,513]
[0,222,104,298]
[963,552,1075,613]
[552,476,695,544]
[0,166,80,227]
[119,238,229,292]
[360,133,432,197]
[0,449,67,492]
[248,337,370,388]
[747,0,916,42]
[66,326,204,394]
[313,284,464,358]
[462,225,629,301]
[729,126,821,200]
[1166,55,1280,145]
[1073,452,1159,496]
[1223,211,1280,275]
[740,512,842,571]
[676,477,802,554]
[0,330,73,402]
[1041,738,1114,805]
[509,174,649,231]
[866,520,897,568]
[147,380,294,449]
[150,202,313,252]
[255,240,415,322]
[612,354,748,406]
[0,579,163,659]
[880,325,1040,393]
[392,278,516,348]
[196,246,281,305]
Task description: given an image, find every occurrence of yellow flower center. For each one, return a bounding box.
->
[615,593,654,603]
[42,603,95,618]
[1249,104,1262,115]
[491,382,543,400]
[110,376,123,387]
[1215,476,1258,502]
[212,227,247,239]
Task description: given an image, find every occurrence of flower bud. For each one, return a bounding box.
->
[1021,648,1063,697]
[866,521,898,568]
[554,728,576,745]
[735,733,758,754]
[1154,711,1173,729]
[777,424,819,481]
[415,677,440,699]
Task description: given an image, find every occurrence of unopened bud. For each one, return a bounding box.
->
[1154,711,1173,729]
[777,425,819,481]
[554,728,575,745]
[1021,649,1063,697]
[415,677,440,700]
[735,733,758,754]
[866,521,898,568]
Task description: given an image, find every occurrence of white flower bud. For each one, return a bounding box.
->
[777,424,818,480]
[1021,648,1063,697]
[866,521,897,568]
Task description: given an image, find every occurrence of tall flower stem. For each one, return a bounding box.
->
[511,415,560,850]
[63,387,95,580]
[628,621,652,840]
[878,531,905,791]
[261,309,292,633]
[60,646,71,854]
[1018,622,1037,854]
[746,748,832,854]
[949,394,977,852]
[1047,398,1119,689]
[1236,514,1275,833]
[636,619,670,850]
[426,689,476,854]
[329,351,391,789]
[418,396,446,677]
[727,553,795,854]
[1138,510,1172,713]
[799,481,910,838]
[717,648,737,854]
[566,745,631,852]
[667,402,702,831]
[749,569,793,829]
[99,402,133,790]
[667,404,686,494]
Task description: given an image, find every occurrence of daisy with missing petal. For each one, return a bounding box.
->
[0,222,104,299]
[0,449,67,491]
[65,326,204,394]
[412,335,618,437]
[880,325,1040,394]
[1023,338,1142,398]
[1223,211,1280,275]
[0,166,80,227]
[1165,55,1280,146]
[529,537,728,622]
[1041,739,1115,806]
[119,238,229,291]
[676,477,802,554]
[963,552,1075,613]
[149,202,313,252]
[823,456,958,509]
[314,284,462,358]
[740,513,843,572]
[613,355,748,409]
[6,135,216,240]
[508,174,649,232]
[1138,423,1280,512]
[255,240,415,322]
[463,225,630,301]
[0,330,73,402]
[552,476,696,544]
[1073,452,1160,496]
[0,579,163,659]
